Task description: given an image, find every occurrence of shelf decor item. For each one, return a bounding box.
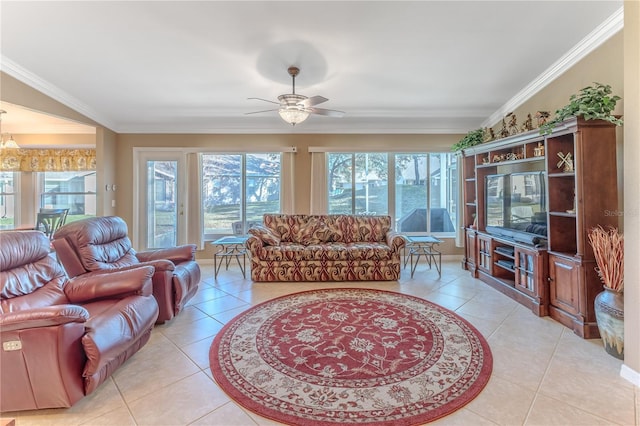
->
[539,82,623,135]
[588,226,624,359]
[556,151,573,172]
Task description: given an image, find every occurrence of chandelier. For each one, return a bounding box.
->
[0,110,19,149]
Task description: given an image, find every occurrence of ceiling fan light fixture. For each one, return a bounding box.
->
[278,106,310,126]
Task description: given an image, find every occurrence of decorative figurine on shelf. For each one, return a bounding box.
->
[521,113,533,132]
[506,152,518,161]
[533,142,545,157]
[535,111,550,127]
[498,117,509,138]
[483,127,495,142]
[507,112,519,135]
[482,156,490,165]
[557,151,574,172]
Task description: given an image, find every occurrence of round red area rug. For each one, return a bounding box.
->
[210,288,492,425]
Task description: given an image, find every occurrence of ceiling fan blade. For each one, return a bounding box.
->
[245,108,280,115]
[308,107,345,118]
[247,97,281,106]
[299,95,328,107]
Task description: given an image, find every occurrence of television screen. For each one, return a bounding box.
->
[485,172,547,237]
[508,172,546,235]
[486,174,507,227]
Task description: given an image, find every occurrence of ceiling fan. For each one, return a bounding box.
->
[247,66,345,126]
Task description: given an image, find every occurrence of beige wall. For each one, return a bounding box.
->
[96,127,118,216]
[503,32,624,128]
[623,0,640,385]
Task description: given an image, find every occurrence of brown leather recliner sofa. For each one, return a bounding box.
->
[52,216,200,323]
[0,231,159,412]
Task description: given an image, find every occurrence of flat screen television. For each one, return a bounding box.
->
[485,171,547,243]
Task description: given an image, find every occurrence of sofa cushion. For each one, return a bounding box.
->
[325,215,391,243]
[291,217,335,245]
[255,242,394,261]
[248,225,281,246]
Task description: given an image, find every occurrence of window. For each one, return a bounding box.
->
[0,172,18,230]
[39,171,97,222]
[328,153,388,215]
[202,153,281,236]
[326,152,457,235]
[395,153,457,234]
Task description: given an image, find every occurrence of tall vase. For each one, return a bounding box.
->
[594,287,624,359]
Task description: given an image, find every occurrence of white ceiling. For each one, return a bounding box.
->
[0,1,623,135]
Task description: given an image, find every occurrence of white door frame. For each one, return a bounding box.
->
[133,148,188,250]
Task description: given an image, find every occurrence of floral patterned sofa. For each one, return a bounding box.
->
[246,214,405,282]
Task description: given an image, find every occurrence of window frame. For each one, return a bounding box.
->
[201,152,283,239]
[326,151,457,236]
[37,171,97,222]
[0,171,20,230]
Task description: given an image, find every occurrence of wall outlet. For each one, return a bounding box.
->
[112,200,116,207]
[3,341,22,351]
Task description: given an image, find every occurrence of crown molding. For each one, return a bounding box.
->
[0,56,117,131]
[482,6,624,129]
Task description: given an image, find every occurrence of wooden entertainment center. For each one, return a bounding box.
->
[461,117,619,338]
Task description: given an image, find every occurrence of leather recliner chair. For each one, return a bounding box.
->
[0,231,159,412]
[52,216,201,323]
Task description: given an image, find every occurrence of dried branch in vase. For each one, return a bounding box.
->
[588,226,624,292]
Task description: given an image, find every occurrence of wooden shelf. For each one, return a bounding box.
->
[548,172,576,178]
[461,117,619,337]
[476,157,545,169]
[549,211,577,218]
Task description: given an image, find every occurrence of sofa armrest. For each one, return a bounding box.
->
[245,235,264,255]
[136,245,196,263]
[64,266,155,303]
[0,305,89,332]
[386,231,407,253]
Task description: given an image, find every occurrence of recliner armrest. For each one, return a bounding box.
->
[0,305,89,332]
[136,244,196,263]
[136,259,175,273]
[64,266,155,303]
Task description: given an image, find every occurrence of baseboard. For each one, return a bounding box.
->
[620,364,640,387]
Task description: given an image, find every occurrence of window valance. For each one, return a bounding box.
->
[0,148,96,172]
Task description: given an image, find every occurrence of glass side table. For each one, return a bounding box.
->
[403,235,443,277]
[210,236,249,279]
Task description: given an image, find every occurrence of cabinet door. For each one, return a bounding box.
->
[465,229,477,270]
[548,254,579,315]
[477,235,492,273]
[515,248,536,294]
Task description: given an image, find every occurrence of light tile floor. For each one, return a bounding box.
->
[4,257,639,425]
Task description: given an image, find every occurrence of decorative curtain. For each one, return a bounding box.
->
[186,153,204,250]
[0,148,96,171]
[455,152,465,247]
[281,152,295,214]
[309,152,328,215]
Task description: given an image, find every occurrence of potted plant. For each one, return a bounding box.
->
[588,225,624,359]
[451,128,484,152]
[539,82,623,135]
